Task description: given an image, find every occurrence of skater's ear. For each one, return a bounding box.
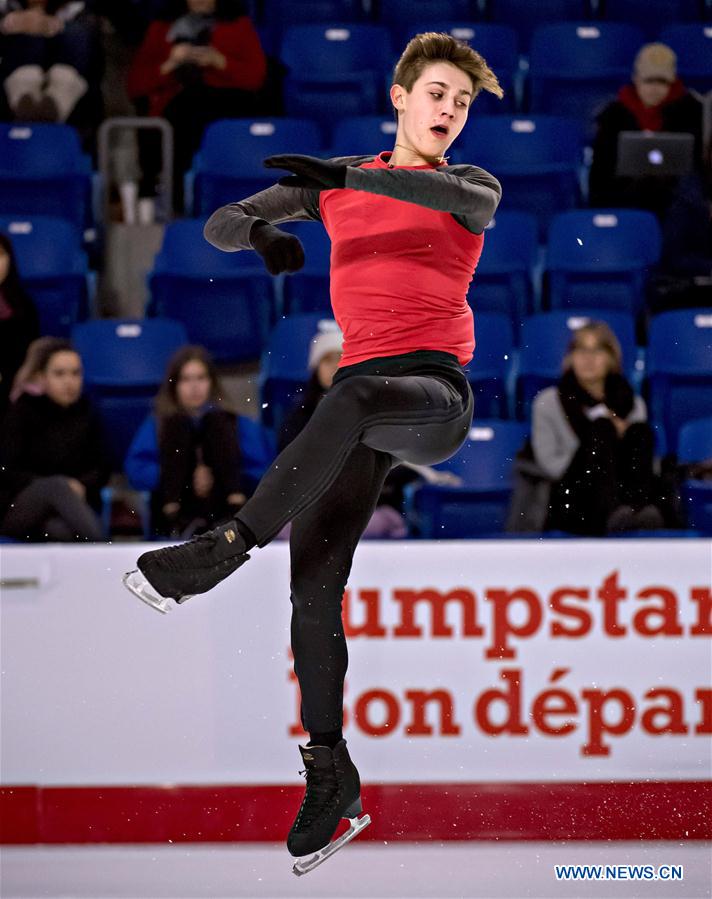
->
[390,82,406,117]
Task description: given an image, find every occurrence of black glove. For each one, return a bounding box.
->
[264,154,347,190]
[250,221,304,276]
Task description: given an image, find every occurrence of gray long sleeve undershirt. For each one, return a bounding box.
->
[203,154,502,252]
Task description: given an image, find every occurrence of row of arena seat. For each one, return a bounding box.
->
[69,310,712,474]
[252,0,712,49]
[0,209,665,347]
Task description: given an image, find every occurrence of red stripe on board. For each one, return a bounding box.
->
[2,782,710,844]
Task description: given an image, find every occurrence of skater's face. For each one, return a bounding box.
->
[316,350,342,389]
[42,350,83,407]
[390,61,472,160]
[186,0,216,14]
[176,359,212,411]
[569,332,614,388]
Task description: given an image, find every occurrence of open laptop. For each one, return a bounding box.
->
[616,131,695,178]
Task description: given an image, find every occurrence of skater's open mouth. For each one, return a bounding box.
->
[430,124,449,138]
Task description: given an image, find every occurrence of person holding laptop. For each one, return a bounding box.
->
[589,43,703,216]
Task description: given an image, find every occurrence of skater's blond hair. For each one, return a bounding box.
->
[392,32,504,109]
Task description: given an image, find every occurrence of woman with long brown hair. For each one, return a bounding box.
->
[532,321,665,535]
[152,345,245,537]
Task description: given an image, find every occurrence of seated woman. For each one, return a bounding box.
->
[531,321,665,536]
[0,337,109,541]
[127,345,245,538]
[0,233,39,417]
[588,42,703,217]
[0,0,102,126]
[127,0,266,210]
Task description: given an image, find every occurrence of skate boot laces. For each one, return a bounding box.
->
[293,764,340,831]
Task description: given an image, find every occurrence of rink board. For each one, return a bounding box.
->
[1,541,710,842]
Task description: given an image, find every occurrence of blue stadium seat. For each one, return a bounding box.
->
[677,416,712,534]
[72,319,188,470]
[467,210,538,328]
[279,222,332,316]
[0,124,92,229]
[659,25,712,94]
[393,23,518,113]
[189,118,323,217]
[486,0,592,47]
[646,309,712,456]
[545,209,661,314]
[600,0,704,38]
[466,312,514,418]
[0,215,89,336]
[404,419,529,537]
[377,0,473,27]
[327,115,398,156]
[528,23,645,134]
[259,0,364,48]
[281,24,393,126]
[516,309,637,418]
[148,218,276,363]
[458,115,583,237]
[259,312,338,431]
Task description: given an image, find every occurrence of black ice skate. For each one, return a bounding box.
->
[122,520,250,614]
[288,739,371,876]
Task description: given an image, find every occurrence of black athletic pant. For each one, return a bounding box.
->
[236,370,474,734]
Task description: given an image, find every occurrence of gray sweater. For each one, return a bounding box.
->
[532,386,648,481]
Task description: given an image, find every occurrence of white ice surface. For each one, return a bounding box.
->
[1,841,710,899]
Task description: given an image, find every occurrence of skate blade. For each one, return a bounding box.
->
[292,814,371,877]
[122,569,188,614]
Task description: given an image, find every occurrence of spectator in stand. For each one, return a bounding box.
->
[8,335,57,402]
[531,322,665,536]
[589,43,703,217]
[127,0,266,211]
[126,345,246,538]
[0,338,109,541]
[0,0,102,127]
[0,233,39,416]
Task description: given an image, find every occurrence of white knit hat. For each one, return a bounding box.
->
[307,325,343,370]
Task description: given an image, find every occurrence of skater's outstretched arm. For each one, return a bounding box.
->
[265,154,502,234]
[203,155,373,253]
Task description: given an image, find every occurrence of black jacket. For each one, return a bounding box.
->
[0,393,110,517]
[589,91,703,213]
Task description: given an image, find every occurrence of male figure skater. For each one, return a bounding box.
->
[124,32,503,873]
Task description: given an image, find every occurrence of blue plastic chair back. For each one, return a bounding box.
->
[279,221,332,315]
[281,25,393,126]
[149,219,275,363]
[0,215,88,335]
[72,319,188,468]
[191,118,323,215]
[529,23,645,130]
[460,115,582,235]
[328,116,398,156]
[678,416,712,464]
[468,210,538,326]
[465,312,514,418]
[606,0,702,38]
[486,0,591,46]
[659,25,712,93]
[259,312,339,429]
[0,124,91,226]
[377,0,473,25]
[647,309,712,454]
[546,209,661,313]
[406,419,529,537]
[517,309,637,417]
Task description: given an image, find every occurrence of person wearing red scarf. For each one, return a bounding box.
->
[589,43,702,215]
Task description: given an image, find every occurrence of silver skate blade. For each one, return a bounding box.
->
[292,814,371,877]
[122,569,185,614]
